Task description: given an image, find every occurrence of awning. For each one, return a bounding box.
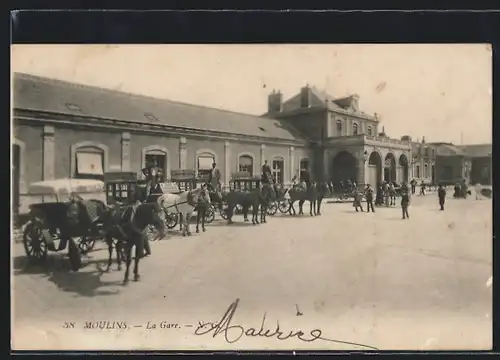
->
[198,156,215,170]
[77,152,104,175]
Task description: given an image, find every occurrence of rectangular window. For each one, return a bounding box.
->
[76,152,104,176]
[198,155,215,178]
[367,126,372,136]
[416,165,421,178]
[336,121,342,135]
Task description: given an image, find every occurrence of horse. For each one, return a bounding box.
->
[288,182,318,216]
[157,187,211,236]
[225,183,275,225]
[102,201,167,284]
[314,181,331,215]
[194,184,215,233]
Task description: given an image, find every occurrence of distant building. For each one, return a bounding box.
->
[264,85,412,189]
[458,144,492,185]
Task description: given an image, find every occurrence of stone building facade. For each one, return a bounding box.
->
[264,85,413,189]
[12,73,310,213]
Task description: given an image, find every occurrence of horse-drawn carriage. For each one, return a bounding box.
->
[223,172,275,224]
[22,178,108,271]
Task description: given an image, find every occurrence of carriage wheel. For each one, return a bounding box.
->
[278,200,291,213]
[68,238,82,272]
[166,213,179,229]
[267,201,278,216]
[23,223,48,263]
[78,236,96,254]
[204,205,216,224]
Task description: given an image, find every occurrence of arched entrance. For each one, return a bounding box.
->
[399,154,409,183]
[367,151,383,188]
[331,151,358,189]
[384,153,397,183]
[12,144,21,215]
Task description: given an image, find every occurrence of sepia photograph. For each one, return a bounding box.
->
[11,44,492,351]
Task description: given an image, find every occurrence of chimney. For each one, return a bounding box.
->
[267,89,283,113]
[300,84,312,108]
[422,136,426,144]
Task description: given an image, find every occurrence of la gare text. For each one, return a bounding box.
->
[62,321,181,330]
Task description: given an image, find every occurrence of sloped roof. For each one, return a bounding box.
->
[435,144,466,157]
[458,144,492,158]
[13,72,305,142]
[274,86,375,119]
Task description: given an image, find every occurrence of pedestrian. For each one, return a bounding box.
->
[365,184,375,213]
[353,189,364,212]
[438,184,446,211]
[410,179,417,194]
[401,181,410,219]
[419,181,426,196]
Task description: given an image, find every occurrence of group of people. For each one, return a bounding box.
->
[352,181,410,218]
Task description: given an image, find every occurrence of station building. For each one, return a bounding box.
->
[18,72,488,214]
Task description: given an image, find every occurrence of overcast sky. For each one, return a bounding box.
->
[12,44,492,145]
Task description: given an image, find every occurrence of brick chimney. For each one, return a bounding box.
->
[300,84,312,108]
[267,89,283,113]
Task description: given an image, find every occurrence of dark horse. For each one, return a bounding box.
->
[288,182,318,216]
[102,201,167,284]
[314,181,331,215]
[225,184,275,225]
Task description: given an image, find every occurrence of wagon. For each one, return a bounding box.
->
[22,178,107,271]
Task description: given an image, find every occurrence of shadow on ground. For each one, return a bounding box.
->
[12,253,123,297]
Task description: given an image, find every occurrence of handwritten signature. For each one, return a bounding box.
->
[194,298,379,350]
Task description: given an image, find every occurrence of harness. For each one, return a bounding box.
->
[162,190,202,213]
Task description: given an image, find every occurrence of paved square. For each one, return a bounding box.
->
[12,193,492,351]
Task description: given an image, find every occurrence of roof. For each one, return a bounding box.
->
[267,85,376,119]
[435,144,466,157]
[13,72,305,142]
[28,178,105,195]
[458,144,492,158]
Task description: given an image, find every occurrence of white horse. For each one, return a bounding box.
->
[157,188,211,236]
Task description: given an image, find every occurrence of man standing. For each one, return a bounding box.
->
[438,184,446,210]
[207,162,221,191]
[353,188,364,212]
[365,184,375,213]
[419,180,426,196]
[300,167,311,188]
[261,160,273,184]
[401,181,410,219]
[410,178,417,195]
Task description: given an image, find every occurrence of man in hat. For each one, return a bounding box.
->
[365,184,375,213]
[207,162,222,191]
[353,188,364,212]
[438,183,446,210]
[401,180,410,219]
[261,160,273,184]
[410,178,417,195]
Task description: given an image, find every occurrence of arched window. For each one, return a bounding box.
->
[73,143,106,180]
[416,164,421,178]
[336,120,343,135]
[424,163,429,178]
[271,157,284,184]
[353,123,359,135]
[238,155,254,175]
[300,158,309,172]
[197,151,216,179]
[367,126,372,136]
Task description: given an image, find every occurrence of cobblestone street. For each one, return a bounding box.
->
[12,193,492,351]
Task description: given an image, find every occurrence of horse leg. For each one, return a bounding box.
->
[310,200,314,216]
[317,199,322,215]
[123,244,132,285]
[186,213,192,236]
[227,203,234,224]
[299,200,304,215]
[196,209,200,233]
[116,240,122,270]
[105,234,113,272]
[202,208,206,232]
[133,246,141,282]
[179,213,183,232]
[289,201,296,215]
